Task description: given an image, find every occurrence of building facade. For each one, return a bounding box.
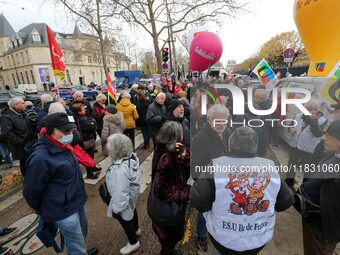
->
[0,15,128,91]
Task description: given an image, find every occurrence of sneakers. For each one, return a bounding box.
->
[120,241,140,255]
[197,238,208,252]
[135,228,141,236]
[0,227,17,237]
[0,246,10,255]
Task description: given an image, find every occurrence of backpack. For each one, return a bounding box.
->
[25,108,38,125]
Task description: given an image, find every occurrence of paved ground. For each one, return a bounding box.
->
[0,132,339,255]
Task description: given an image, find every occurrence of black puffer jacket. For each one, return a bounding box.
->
[1,108,36,160]
[146,101,166,138]
[75,115,97,145]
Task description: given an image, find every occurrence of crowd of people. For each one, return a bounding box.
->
[0,76,339,255]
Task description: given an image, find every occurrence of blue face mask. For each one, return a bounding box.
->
[58,134,73,144]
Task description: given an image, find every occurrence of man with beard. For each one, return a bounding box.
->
[191,104,231,252]
[166,99,190,147]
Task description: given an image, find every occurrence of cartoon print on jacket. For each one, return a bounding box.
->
[225,172,271,215]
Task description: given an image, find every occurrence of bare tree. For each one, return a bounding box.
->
[114,0,246,72]
[49,0,120,77]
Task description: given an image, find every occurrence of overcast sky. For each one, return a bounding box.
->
[1,0,297,65]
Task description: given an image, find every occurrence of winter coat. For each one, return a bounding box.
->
[191,123,230,179]
[117,98,139,129]
[190,155,294,254]
[146,101,166,139]
[151,145,191,244]
[106,153,140,221]
[23,135,87,222]
[101,112,126,156]
[70,99,93,117]
[93,102,106,135]
[75,115,97,145]
[136,99,150,127]
[300,154,340,243]
[174,86,183,96]
[1,108,36,160]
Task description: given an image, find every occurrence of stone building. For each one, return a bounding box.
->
[0,14,129,91]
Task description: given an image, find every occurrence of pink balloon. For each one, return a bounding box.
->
[190,32,223,72]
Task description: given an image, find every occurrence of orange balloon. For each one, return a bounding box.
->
[294,0,340,77]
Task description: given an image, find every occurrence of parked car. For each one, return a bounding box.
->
[0,91,41,110]
[51,84,73,92]
[59,85,98,101]
[13,84,38,94]
[277,76,331,143]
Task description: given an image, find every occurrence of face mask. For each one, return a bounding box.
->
[58,134,73,144]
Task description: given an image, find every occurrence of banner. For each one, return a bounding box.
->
[37,66,51,84]
[252,59,276,86]
[107,73,117,103]
[46,25,65,80]
[320,61,340,105]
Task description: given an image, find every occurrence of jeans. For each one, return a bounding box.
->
[196,212,207,240]
[114,209,139,245]
[140,125,150,145]
[55,206,88,255]
[0,142,12,165]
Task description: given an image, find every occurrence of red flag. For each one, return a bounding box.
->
[46,25,65,79]
[107,73,117,103]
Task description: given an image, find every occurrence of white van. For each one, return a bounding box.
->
[276,76,332,143]
[14,84,38,94]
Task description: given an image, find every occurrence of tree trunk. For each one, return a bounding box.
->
[96,0,108,78]
[147,0,161,73]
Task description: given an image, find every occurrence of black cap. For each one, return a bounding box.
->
[167,99,184,114]
[325,120,340,140]
[45,113,77,132]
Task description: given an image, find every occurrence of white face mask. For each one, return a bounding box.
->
[58,133,73,144]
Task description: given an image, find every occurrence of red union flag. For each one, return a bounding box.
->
[107,73,117,103]
[46,25,65,79]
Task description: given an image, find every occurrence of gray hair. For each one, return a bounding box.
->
[156,121,183,152]
[122,91,131,99]
[253,89,269,102]
[228,127,258,155]
[96,93,107,103]
[40,94,53,103]
[48,102,67,115]
[107,133,133,161]
[131,84,139,89]
[25,101,33,107]
[8,98,23,108]
[207,104,230,119]
[156,92,166,99]
[147,84,154,90]
[73,91,84,99]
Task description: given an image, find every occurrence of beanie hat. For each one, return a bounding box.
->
[167,99,184,114]
[105,104,117,114]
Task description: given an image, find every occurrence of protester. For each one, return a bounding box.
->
[37,94,53,128]
[70,91,93,116]
[136,93,151,149]
[146,92,166,145]
[174,82,183,96]
[1,98,36,176]
[23,112,98,255]
[151,121,191,255]
[101,105,126,156]
[191,104,231,252]
[24,101,39,135]
[71,103,98,179]
[252,89,272,157]
[297,120,340,255]
[190,126,294,255]
[93,94,107,137]
[166,99,190,147]
[117,91,139,150]
[129,84,139,105]
[106,134,141,255]
[286,100,327,186]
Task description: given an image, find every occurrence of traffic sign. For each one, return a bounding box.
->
[162,62,168,70]
[284,58,293,63]
[284,48,295,59]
